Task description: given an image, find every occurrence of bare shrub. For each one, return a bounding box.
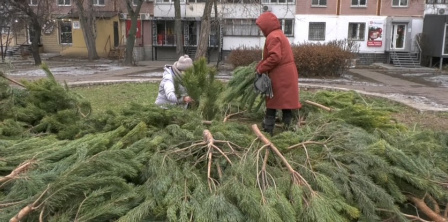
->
[227,46,262,68]
[293,39,359,78]
[226,39,358,78]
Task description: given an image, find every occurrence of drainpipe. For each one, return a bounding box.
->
[337,0,341,15]
[376,0,381,16]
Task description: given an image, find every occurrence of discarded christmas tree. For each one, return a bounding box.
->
[182,57,223,120]
[0,64,447,221]
[0,64,91,139]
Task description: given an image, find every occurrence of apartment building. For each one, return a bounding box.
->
[14,0,154,58]
[422,0,448,68]
[12,0,435,66]
[295,0,425,65]
[151,0,426,65]
[151,0,295,61]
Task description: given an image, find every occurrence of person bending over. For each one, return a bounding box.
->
[155,55,194,108]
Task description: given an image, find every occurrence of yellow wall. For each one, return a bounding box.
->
[1,34,15,47]
[41,29,60,53]
[61,16,121,57]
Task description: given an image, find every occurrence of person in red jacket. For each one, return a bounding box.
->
[255,11,302,135]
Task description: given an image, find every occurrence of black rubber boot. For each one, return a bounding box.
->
[262,116,276,136]
[282,111,292,130]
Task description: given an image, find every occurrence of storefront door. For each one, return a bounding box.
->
[391,24,406,50]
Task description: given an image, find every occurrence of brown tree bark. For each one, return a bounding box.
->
[174,0,184,57]
[30,19,42,65]
[5,0,49,65]
[408,195,447,222]
[74,0,99,61]
[124,0,143,65]
[194,0,214,60]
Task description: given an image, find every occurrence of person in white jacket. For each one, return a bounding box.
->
[155,55,194,108]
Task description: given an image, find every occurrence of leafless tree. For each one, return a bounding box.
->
[124,0,143,65]
[4,0,53,65]
[73,0,99,60]
[0,2,12,63]
[174,0,183,57]
[194,0,215,60]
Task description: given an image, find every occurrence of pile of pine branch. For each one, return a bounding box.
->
[0,64,91,139]
[0,64,448,221]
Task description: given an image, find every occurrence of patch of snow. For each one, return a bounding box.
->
[387,93,446,107]
[9,65,128,76]
[401,73,434,77]
[424,75,448,88]
[130,72,163,78]
[301,78,385,87]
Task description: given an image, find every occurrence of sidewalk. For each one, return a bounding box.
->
[2,56,448,112]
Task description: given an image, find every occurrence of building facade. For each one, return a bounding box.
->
[11,0,436,66]
[14,0,154,59]
[294,0,424,65]
[422,0,448,68]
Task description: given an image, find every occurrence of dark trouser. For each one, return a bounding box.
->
[263,109,292,135]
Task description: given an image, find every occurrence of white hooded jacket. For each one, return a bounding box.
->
[154,65,187,107]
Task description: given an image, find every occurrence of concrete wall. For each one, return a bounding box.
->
[357,53,387,65]
[155,3,294,19]
[296,0,338,15]
[294,15,388,53]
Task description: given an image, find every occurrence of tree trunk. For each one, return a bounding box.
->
[124,0,143,65]
[75,0,99,61]
[124,15,137,65]
[214,0,220,66]
[30,19,42,65]
[174,0,183,57]
[195,0,214,60]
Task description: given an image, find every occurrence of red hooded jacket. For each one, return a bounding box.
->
[256,12,301,110]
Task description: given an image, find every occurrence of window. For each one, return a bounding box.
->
[262,0,294,3]
[94,0,105,5]
[209,21,219,47]
[58,0,70,6]
[29,0,37,6]
[188,0,209,2]
[223,19,259,36]
[155,21,176,45]
[155,0,184,3]
[392,0,408,7]
[60,21,72,44]
[351,0,366,6]
[308,22,325,41]
[222,0,260,3]
[348,23,365,41]
[279,19,293,36]
[431,0,448,3]
[311,0,326,6]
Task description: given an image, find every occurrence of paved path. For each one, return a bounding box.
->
[301,68,448,112]
[3,58,448,112]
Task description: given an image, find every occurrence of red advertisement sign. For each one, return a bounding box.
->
[367,21,383,47]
